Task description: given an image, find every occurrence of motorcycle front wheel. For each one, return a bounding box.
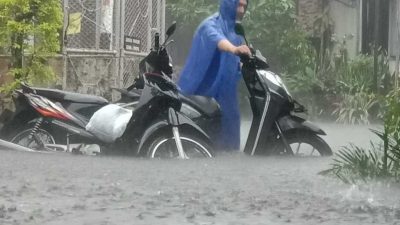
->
[283,132,333,156]
[146,131,214,159]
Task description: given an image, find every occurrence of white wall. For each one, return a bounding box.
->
[328,0,361,58]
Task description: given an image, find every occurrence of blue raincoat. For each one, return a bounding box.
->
[178,0,242,151]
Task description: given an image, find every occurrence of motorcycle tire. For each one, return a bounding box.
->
[283,131,333,156]
[8,121,61,152]
[146,130,214,159]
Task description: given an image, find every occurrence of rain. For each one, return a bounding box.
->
[0,0,400,224]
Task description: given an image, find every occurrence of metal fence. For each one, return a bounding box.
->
[62,0,165,95]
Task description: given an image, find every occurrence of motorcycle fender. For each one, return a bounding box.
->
[174,110,209,139]
[137,111,210,154]
[277,115,326,135]
[137,120,169,154]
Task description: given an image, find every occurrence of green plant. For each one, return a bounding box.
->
[321,144,386,184]
[167,0,216,25]
[336,55,374,94]
[332,50,391,124]
[332,91,377,125]
[322,91,400,183]
[335,51,390,95]
[0,0,62,92]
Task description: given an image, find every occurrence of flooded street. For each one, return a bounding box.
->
[1,123,399,225]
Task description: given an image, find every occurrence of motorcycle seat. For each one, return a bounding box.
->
[180,95,221,117]
[34,88,109,104]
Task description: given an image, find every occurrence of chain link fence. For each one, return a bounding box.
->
[64,0,116,51]
[62,0,165,97]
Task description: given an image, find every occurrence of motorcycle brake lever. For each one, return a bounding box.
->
[164,40,174,48]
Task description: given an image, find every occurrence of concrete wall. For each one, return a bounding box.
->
[297,0,323,34]
[297,0,398,75]
[297,0,360,58]
[0,54,125,101]
[388,0,399,75]
[328,0,361,58]
[64,55,119,101]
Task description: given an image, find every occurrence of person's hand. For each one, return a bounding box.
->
[233,45,251,57]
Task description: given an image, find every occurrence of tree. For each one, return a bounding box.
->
[0,0,62,91]
[167,0,314,74]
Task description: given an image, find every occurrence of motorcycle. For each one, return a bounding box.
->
[112,25,223,145]
[235,23,332,156]
[0,23,214,159]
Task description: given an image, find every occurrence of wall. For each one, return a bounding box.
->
[64,54,119,101]
[297,0,323,34]
[328,0,361,58]
[297,0,361,57]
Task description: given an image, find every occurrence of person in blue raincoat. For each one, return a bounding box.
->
[178,0,251,151]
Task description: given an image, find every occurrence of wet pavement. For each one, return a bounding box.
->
[0,122,399,225]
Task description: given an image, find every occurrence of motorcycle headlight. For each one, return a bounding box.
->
[275,75,291,97]
[258,70,292,98]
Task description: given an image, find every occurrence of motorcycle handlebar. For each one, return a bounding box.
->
[238,53,254,62]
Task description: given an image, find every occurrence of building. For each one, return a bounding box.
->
[297,0,399,73]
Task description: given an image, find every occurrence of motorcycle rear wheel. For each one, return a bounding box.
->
[11,127,57,152]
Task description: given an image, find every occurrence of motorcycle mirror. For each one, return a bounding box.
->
[165,21,177,40]
[234,22,245,36]
[160,22,177,48]
[234,22,249,46]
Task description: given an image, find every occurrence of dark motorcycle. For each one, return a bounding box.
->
[235,23,332,156]
[164,24,332,156]
[115,23,332,157]
[0,23,214,159]
[113,26,222,145]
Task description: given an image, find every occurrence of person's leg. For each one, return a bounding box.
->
[218,110,240,151]
[216,88,241,151]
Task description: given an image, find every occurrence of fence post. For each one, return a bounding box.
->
[373,0,380,94]
[115,0,121,90]
[161,0,166,41]
[96,0,101,50]
[148,0,153,51]
[396,0,400,91]
[119,0,126,89]
[62,0,69,89]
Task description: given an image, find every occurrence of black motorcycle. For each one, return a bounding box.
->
[0,23,214,159]
[113,25,222,146]
[116,23,332,157]
[235,23,332,156]
[163,24,332,156]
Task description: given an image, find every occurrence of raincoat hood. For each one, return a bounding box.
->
[219,0,239,28]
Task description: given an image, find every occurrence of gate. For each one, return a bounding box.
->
[62,0,165,98]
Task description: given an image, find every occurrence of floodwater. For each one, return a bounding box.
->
[0,122,399,225]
